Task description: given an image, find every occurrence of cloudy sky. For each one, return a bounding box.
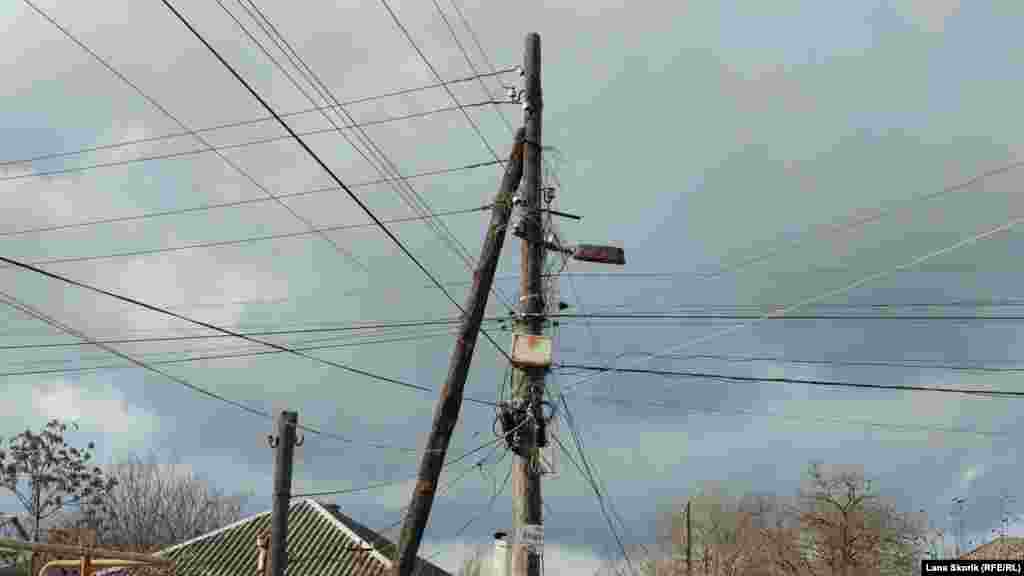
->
[3,0,1024,572]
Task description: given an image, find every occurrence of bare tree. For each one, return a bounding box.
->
[796,462,924,576]
[0,419,117,542]
[65,451,250,550]
[639,464,931,576]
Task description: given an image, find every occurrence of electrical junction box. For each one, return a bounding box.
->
[511,333,552,368]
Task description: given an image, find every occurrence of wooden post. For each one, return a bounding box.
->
[391,128,527,576]
[269,411,298,576]
[512,32,544,576]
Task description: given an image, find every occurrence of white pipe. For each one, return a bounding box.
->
[493,532,509,576]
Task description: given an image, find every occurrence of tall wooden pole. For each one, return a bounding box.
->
[391,128,527,576]
[269,411,297,576]
[512,32,544,576]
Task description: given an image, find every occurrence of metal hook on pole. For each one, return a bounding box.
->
[267,435,279,449]
[295,434,305,447]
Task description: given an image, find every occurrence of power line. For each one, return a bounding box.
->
[0,311,472,341]
[550,429,635,575]
[607,353,1024,374]
[21,0,366,272]
[0,270,513,317]
[0,102,500,184]
[446,458,513,541]
[0,69,517,171]
[696,159,1024,283]
[550,313,1024,322]
[158,0,516,366]
[0,253,468,400]
[416,452,514,565]
[0,328,454,371]
[0,160,501,238]
[0,290,422,452]
[555,363,1024,398]
[378,0,501,163]
[293,417,526,498]
[581,299,1024,311]
[0,335,498,408]
[0,330,458,374]
[224,0,518,316]
[557,393,645,562]
[0,326,500,409]
[580,393,1009,439]
[8,205,489,268]
[291,445,509,559]
[10,309,1024,353]
[221,0,469,270]
[0,318,491,350]
[560,207,1024,397]
[430,0,513,138]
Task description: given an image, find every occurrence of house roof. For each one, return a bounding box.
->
[960,536,1024,560]
[147,499,450,576]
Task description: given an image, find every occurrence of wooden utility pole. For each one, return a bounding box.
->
[391,128,526,576]
[686,501,692,576]
[512,32,544,576]
[269,410,298,576]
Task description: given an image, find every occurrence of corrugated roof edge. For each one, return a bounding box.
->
[155,507,273,558]
[154,499,401,570]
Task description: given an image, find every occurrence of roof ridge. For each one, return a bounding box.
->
[156,505,277,556]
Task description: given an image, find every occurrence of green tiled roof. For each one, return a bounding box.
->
[156,499,449,576]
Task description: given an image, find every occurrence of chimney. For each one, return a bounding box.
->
[256,530,269,576]
[493,532,509,576]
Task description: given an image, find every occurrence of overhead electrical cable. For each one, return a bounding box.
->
[0,331,464,370]
[0,318,496,350]
[580,394,1009,439]
[158,0,516,366]
[555,363,1024,398]
[578,299,1024,311]
[222,0,518,316]
[377,0,501,162]
[5,205,490,268]
[21,0,366,271]
[549,313,1024,322]
[8,310,1024,352]
[696,160,1024,283]
[0,68,517,171]
[0,161,501,238]
[606,353,1024,374]
[0,332,462,378]
[430,0,514,138]
[0,103,500,184]
[294,416,529,498]
[0,253,492,403]
[0,290,423,452]
[557,393,645,560]
[561,209,1024,396]
[550,430,635,575]
[436,0,569,217]
[418,455,514,564]
[289,447,506,557]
